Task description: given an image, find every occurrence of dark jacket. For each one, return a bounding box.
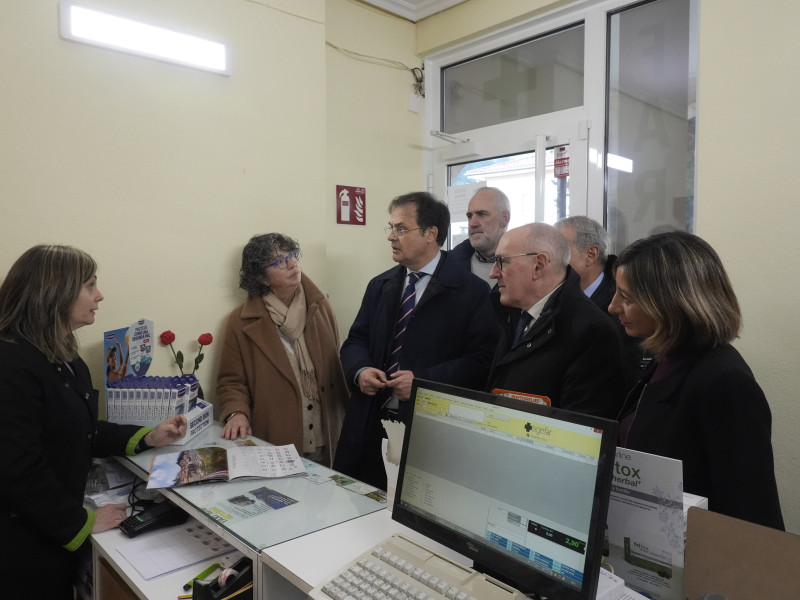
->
[620,344,784,530]
[334,251,500,486]
[587,255,652,387]
[487,267,626,420]
[449,238,504,320]
[448,238,477,273]
[588,254,617,313]
[0,337,143,598]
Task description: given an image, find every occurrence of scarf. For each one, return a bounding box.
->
[263,284,320,405]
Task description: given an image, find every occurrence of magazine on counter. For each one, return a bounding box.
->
[146,444,306,489]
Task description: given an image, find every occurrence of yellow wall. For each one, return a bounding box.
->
[325,0,423,339]
[416,0,800,534]
[0,0,328,399]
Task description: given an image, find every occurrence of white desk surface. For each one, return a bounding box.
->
[261,509,471,594]
[91,518,244,600]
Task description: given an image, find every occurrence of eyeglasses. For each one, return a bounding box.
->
[266,250,301,269]
[384,226,423,237]
[493,252,540,272]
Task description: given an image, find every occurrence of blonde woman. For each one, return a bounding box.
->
[610,231,783,530]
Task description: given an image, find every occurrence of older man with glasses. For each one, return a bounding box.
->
[486,223,626,420]
[334,191,500,489]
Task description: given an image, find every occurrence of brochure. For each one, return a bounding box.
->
[605,447,685,600]
[146,444,306,489]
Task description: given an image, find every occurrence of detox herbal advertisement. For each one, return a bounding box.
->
[605,448,684,600]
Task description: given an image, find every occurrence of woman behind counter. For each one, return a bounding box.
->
[609,231,783,529]
[0,245,187,599]
[217,233,349,467]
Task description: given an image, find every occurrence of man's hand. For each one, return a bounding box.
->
[387,370,414,401]
[357,368,388,396]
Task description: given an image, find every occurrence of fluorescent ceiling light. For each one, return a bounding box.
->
[607,153,633,173]
[60,1,229,75]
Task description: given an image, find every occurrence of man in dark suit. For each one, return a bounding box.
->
[449,187,510,287]
[486,223,626,419]
[555,215,650,386]
[334,192,500,488]
[555,215,616,311]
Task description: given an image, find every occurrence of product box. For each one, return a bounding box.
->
[170,400,214,445]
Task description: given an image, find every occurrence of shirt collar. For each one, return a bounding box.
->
[407,250,441,277]
[583,270,605,298]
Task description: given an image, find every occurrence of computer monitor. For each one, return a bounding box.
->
[392,379,617,600]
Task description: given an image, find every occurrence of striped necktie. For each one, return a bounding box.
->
[386,272,426,375]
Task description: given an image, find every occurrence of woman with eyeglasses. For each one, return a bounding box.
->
[216,233,349,467]
[609,231,783,529]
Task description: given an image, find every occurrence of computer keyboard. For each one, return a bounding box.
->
[309,534,527,600]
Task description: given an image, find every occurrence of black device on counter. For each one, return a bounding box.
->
[192,557,253,600]
[120,500,189,538]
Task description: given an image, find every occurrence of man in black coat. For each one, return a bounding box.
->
[555,215,617,311]
[334,192,499,488]
[556,215,650,386]
[486,223,626,419]
[449,186,510,288]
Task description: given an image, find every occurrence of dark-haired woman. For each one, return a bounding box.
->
[0,245,187,599]
[216,233,348,467]
[609,231,783,529]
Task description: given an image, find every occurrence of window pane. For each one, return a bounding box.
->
[446,149,569,249]
[606,0,697,250]
[442,24,584,134]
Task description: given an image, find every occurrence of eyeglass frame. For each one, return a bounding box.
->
[384,226,424,237]
[493,252,541,272]
[266,249,301,269]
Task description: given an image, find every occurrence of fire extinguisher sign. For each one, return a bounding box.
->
[336,185,366,225]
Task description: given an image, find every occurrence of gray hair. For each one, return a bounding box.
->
[523,223,571,271]
[239,233,300,297]
[555,215,611,265]
[474,187,511,215]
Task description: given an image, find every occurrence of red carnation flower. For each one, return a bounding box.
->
[159,330,176,345]
[197,333,213,346]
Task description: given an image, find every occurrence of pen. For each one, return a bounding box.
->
[221,582,254,600]
[182,562,221,591]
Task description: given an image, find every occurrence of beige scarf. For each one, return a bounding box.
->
[263,285,320,405]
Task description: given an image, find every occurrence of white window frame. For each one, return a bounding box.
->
[423,0,669,226]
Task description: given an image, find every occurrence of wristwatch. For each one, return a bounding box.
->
[225,411,247,424]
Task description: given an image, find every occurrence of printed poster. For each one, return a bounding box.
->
[103,318,154,387]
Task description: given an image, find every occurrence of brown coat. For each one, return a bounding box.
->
[216,276,349,466]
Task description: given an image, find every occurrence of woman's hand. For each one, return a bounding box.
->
[222,413,252,440]
[145,415,188,447]
[92,503,128,533]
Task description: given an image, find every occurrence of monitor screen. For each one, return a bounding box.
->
[392,379,617,600]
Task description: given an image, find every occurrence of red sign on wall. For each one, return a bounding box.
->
[336,185,366,225]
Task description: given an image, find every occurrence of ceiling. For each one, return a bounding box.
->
[361,0,469,22]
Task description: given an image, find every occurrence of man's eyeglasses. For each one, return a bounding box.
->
[384,226,423,237]
[267,250,301,269]
[493,252,540,272]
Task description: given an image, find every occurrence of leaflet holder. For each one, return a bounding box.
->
[192,557,253,600]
